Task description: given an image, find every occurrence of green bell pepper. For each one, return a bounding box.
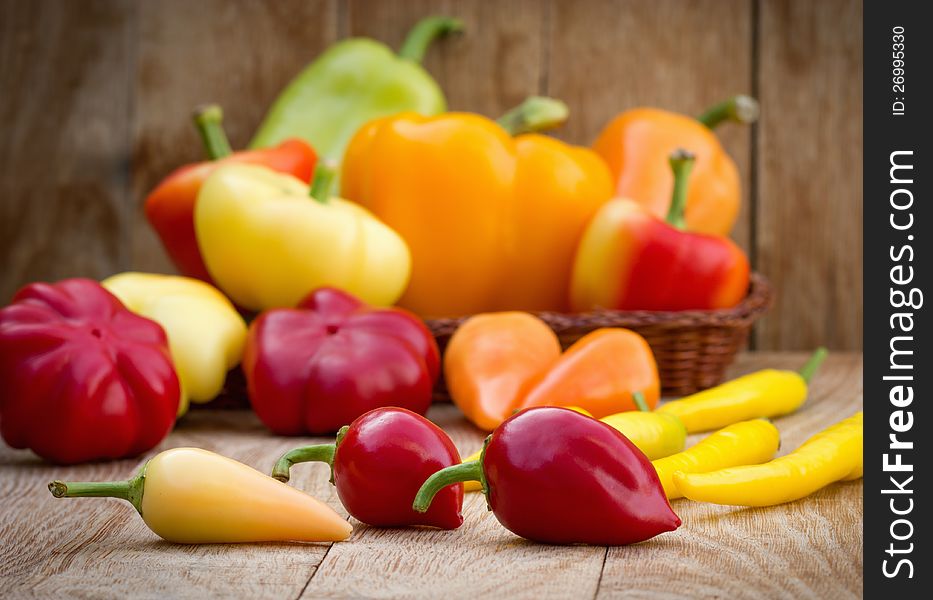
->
[250,15,461,192]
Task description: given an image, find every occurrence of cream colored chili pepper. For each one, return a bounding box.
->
[49,447,352,543]
[673,411,862,506]
[103,272,247,415]
[653,418,780,499]
[657,348,827,433]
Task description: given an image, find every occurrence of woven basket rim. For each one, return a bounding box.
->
[425,272,772,336]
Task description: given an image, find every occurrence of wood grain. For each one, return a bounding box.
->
[545,0,755,253]
[0,0,135,301]
[0,353,862,598]
[754,0,863,351]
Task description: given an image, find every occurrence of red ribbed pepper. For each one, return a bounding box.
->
[243,287,440,435]
[0,279,180,464]
[144,104,317,282]
[570,149,750,311]
[272,407,463,529]
[413,407,680,545]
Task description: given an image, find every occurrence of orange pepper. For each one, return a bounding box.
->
[342,97,613,317]
[444,312,561,431]
[592,95,758,236]
[517,328,660,418]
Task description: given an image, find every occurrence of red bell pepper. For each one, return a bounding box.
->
[243,287,440,435]
[0,279,180,464]
[272,407,463,529]
[144,104,317,282]
[570,149,750,311]
[413,407,680,545]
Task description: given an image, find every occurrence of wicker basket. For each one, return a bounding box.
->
[425,273,773,396]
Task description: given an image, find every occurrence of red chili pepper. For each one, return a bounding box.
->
[0,279,180,464]
[144,104,317,283]
[243,287,440,435]
[272,407,463,529]
[570,149,750,311]
[414,407,680,545]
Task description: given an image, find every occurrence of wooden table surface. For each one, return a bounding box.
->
[0,352,863,599]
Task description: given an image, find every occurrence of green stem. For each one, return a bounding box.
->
[192,104,233,160]
[48,471,146,515]
[309,160,338,203]
[397,16,464,63]
[496,96,569,136]
[413,460,483,513]
[632,391,649,412]
[271,444,336,483]
[665,149,695,228]
[798,347,829,384]
[696,95,760,129]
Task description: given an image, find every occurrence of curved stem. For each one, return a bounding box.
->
[192,104,233,160]
[665,149,695,228]
[632,391,649,412]
[48,470,146,515]
[413,460,483,513]
[697,95,760,129]
[397,16,463,63]
[272,444,336,483]
[309,160,337,203]
[798,347,829,384]
[496,96,569,136]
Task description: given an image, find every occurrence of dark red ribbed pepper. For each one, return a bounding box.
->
[413,406,681,545]
[243,287,440,435]
[272,407,463,529]
[0,279,180,464]
[144,104,317,283]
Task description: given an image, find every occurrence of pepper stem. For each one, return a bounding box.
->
[496,96,569,136]
[798,347,829,384]
[48,470,146,515]
[192,104,234,160]
[413,460,483,513]
[271,443,337,483]
[665,149,695,228]
[397,16,464,63]
[309,160,337,203]
[697,95,760,129]
[632,391,650,412]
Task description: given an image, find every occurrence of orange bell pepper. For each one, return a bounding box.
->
[444,312,561,431]
[145,105,317,283]
[592,95,758,235]
[570,150,750,311]
[342,97,613,317]
[517,328,660,418]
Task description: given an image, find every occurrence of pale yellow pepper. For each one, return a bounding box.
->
[657,348,827,433]
[674,412,862,506]
[49,447,352,543]
[195,163,411,311]
[600,392,686,460]
[103,272,247,415]
[653,418,780,499]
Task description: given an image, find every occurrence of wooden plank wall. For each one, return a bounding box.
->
[0,0,863,350]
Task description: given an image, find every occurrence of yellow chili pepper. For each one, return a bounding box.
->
[652,419,780,499]
[102,272,248,416]
[599,392,686,460]
[657,348,827,433]
[49,447,352,543]
[674,412,862,506]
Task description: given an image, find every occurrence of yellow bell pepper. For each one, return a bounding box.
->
[600,392,686,460]
[657,348,827,433]
[102,272,247,415]
[49,447,352,543]
[673,412,862,506]
[195,163,410,311]
[652,419,780,499]
[342,97,613,316]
